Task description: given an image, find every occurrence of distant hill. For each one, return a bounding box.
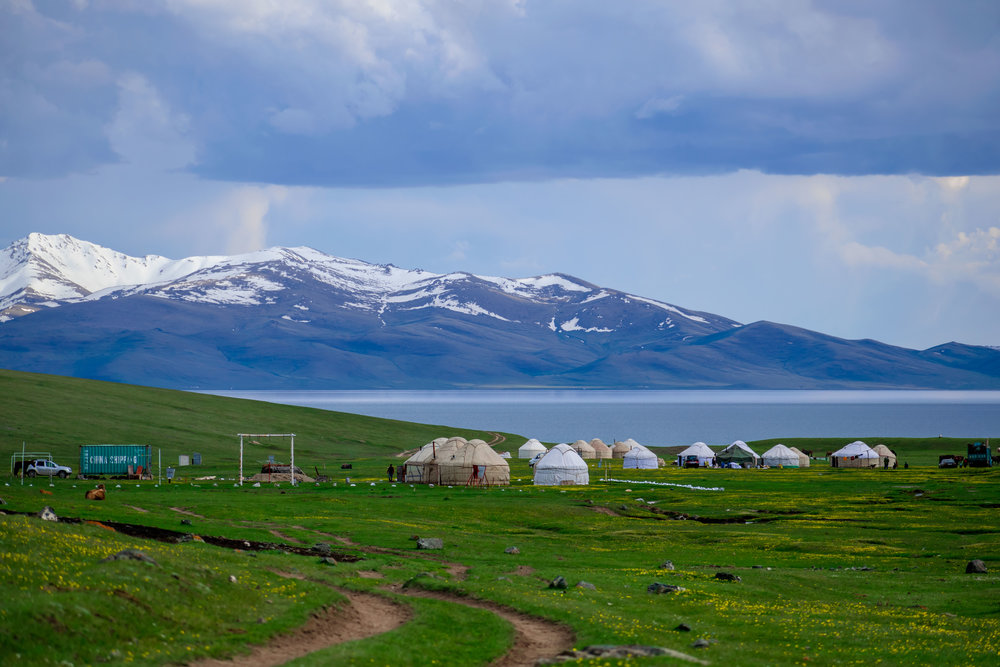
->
[1,233,998,389]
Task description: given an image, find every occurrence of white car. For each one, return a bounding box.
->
[528,452,545,468]
[26,459,73,479]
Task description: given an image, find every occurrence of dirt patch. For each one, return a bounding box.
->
[589,506,620,517]
[268,529,306,545]
[169,507,206,519]
[510,565,535,576]
[393,587,574,667]
[191,589,410,667]
[356,570,384,579]
[123,504,148,513]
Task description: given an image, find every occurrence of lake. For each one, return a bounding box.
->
[200,390,1000,447]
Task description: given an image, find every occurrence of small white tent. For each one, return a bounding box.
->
[572,439,596,459]
[518,439,547,459]
[623,444,658,469]
[788,446,810,468]
[762,444,801,468]
[830,441,880,469]
[676,442,715,467]
[533,443,589,486]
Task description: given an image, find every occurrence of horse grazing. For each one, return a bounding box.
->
[85,484,106,501]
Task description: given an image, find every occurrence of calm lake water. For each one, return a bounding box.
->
[201,390,1000,447]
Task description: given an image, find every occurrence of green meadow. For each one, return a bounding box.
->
[1,369,999,665]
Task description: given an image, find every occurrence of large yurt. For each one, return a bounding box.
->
[788,446,811,468]
[518,439,547,459]
[716,440,760,468]
[830,441,880,469]
[623,444,658,469]
[589,439,613,459]
[533,443,589,486]
[572,439,597,459]
[438,439,511,486]
[871,444,897,469]
[676,442,715,467]
[404,437,464,484]
[762,444,801,468]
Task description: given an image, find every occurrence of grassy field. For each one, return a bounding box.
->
[2,370,999,665]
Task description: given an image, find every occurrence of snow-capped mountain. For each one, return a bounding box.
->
[1,233,998,390]
[0,233,735,340]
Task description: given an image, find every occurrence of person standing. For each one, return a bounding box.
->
[387,464,395,482]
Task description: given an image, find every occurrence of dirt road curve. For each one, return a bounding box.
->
[190,589,410,667]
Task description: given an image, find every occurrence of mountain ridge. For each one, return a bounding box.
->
[1,233,998,390]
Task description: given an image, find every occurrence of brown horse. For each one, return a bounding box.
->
[85,483,106,500]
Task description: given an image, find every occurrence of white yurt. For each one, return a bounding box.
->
[762,444,801,468]
[533,443,589,486]
[439,439,510,486]
[518,439,547,459]
[830,441,880,469]
[404,437,464,484]
[589,439,613,459]
[788,446,811,468]
[871,444,897,469]
[676,442,715,467]
[716,440,760,468]
[623,444,658,469]
[572,439,597,459]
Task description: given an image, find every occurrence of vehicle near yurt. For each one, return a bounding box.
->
[438,439,510,486]
[404,437,463,484]
[871,444,897,469]
[829,441,879,468]
[533,443,589,486]
[676,442,715,468]
[788,446,811,468]
[623,444,658,469]
[572,439,596,459]
[716,440,759,468]
[589,438,612,459]
[518,439,547,459]
[762,444,801,468]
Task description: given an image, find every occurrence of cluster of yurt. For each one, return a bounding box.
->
[403,437,510,486]
[830,441,896,469]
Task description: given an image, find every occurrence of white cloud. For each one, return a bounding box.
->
[105,73,195,169]
[635,95,684,119]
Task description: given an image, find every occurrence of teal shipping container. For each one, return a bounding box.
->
[79,445,152,476]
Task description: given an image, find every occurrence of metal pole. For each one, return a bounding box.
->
[158,448,161,485]
[21,441,25,486]
[290,435,295,487]
[239,435,244,486]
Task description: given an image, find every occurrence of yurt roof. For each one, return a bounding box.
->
[678,442,715,457]
[721,440,759,458]
[518,439,547,453]
[623,438,641,448]
[536,443,588,470]
[589,438,608,448]
[623,444,657,460]
[612,441,633,453]
[831,441,878,458]
[871,444,897,458]
[762,443,797,458]
[572,439,596,453]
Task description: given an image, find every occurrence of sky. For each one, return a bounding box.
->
[2,0,1000,350]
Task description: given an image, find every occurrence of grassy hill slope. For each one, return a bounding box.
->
[0,369,520,476]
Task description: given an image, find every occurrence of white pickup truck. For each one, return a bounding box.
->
[25,458,73,478]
